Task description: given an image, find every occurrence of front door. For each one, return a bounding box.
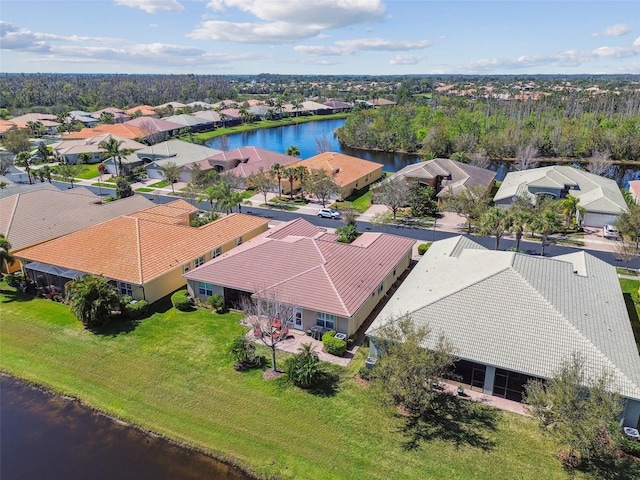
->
[292,308,303,329]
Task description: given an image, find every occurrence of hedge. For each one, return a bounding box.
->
[322,330,347,357]
[171,290,192,311]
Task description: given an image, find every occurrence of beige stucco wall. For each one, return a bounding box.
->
[338,167,383,199]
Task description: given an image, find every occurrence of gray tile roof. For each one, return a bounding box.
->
[494,166,628,215]
[134,140,223,168]
[367,236,640,400]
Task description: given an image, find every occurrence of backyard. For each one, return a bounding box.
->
[0,283,588,480]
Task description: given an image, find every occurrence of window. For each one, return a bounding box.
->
[183,263,191,273]
[236,237,243,246]
[211,247,222,258]
[377,283,384,295]
[194,255,205,268]
[316,312,335,330]
[118,282,133,297]
[393,268,397,277]
[198,282,213,296]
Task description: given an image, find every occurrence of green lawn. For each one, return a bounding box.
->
[0,286,579,480]
[91,182,116,189]
[135,187,155,193]
[148,180,170,188]
[620,278,640,351]
[76,164,102,179]
[332,190,372,214]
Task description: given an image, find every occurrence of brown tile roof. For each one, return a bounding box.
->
[64,124,147,140]
[17,212,268,285]
[0,119,17,134]
[125,105,158,116]
[213,147,297,178]
[185,218,414,318]
[292,152,382,187]
[125,117,183,133]
[0,190,153,251]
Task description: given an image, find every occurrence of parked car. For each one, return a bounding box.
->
[603,224,619,239]
[317,208,341,219]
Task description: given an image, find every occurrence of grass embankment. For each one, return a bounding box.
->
[0,286,576,480]
[620,278,640,350]
[192,113,349,143]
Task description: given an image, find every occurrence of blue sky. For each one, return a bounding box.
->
[1,0,639,75]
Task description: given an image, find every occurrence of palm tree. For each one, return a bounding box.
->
[283,167,297,200]
[64,275,121,328]
[14,151,34,184]
[26,121,45,137]
[506,208,531,252]
[56,111,71,133]
[559,194,584,228]
[292,97,304,118]
[270,163,284,198]
[286,145,300,157]
[0,233,14,273]
[294,165,308,201]
[35,142,50,163]
[198,185,219,214]
[38,165,53,183]
[99,137,125,176]
[530,202,562,256]
[99,112,115,125]
[478,207,509,250]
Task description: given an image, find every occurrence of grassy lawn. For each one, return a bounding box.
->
[0,285,579,480]
[620,278,640,351]
[135,187,155,193]
[76,164,101,179]
[192,113,349,143]
[332,189,372,214]
[148,180,170,188]
[91,182,116,189]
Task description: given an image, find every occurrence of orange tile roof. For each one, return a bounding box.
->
[64,124,146,140]
[0,119,17,134]
[17,212,268,285]
[125,105,158,116]
[292,152,382,187]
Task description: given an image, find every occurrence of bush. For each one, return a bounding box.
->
[347,334,358,349]
[208,294,225,313]
[5,272,24,288]
[227,335,262,371]
[322,330,347,357]
[358,366,374,381]
[124,299,149,318]
[171,290,192,311]
[285,344,325,389]
[417,243,432,255]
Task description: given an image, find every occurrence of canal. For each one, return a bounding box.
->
[0,375,250,480]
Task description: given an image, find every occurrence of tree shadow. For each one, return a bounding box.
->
[577,453,640,480]
[398,393,500,451]
[307,371,340,397]
[90,316,142,337]
[0,289,39,303]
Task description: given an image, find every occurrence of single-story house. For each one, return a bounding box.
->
[289,152,383,199]
[51,134,146,165]
[494,166,628,227]
[125,105,159,118]
[124,117,184,143]
[16,201,269,304]
[0,189,153,272]
[383,157,496,200]
[155,101,187,110]
[163,114,214,133]
[64,123,146,141]
[322,100,354,113]
[91,108,128,123]
[184,218,415,337]
[68,110,99,126]
[213,146,298,182]
[104,139,223,178]
[9,113,60,134]
[366,235,640,427]
[0,119,17,138]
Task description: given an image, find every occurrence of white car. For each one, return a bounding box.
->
[317,208,341,219]
[603,224,619,239]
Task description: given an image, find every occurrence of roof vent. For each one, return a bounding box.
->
[334,168,340,174]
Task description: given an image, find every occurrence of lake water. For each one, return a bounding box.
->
[207,118,639,187]
[0,375,250,480]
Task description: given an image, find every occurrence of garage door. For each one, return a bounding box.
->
[583,212,617,228]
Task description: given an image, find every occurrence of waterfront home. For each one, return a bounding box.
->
[184,218,415,337]
[16,201,269,303]
[289,152,383,199]
[51,134,146,165]
[366,235,640,427]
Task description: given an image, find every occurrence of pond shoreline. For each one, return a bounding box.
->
[1,372,258,480]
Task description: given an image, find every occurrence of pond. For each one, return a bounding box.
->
[0,375,250,480]
[207,118,639,187]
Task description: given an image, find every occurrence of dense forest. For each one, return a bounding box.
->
[336,92,640,161]
[0,74,237,113]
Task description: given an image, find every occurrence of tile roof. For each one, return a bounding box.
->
[51,134,146,157]
[292,152,382,188]
[17,210,268,285]
[184,218,414,318]
[494,166,628,215]
[390,158,496,197]
[0,190,153,251]
[64,124,146,140]
[630,180,640,203]
[212,147,297,178]
[0,182,59,200]
[125,117,183,133]
[124,105,158,116]
[135,139,223,168]
[367,236,640,401]
[163,114,213,127]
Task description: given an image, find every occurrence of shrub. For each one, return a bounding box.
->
[358,366,374,381]
[417,243,432,255]
[227,335,262,371]
[347,333,358,349]
[124,299,149,319]
[322,330,347,357]
[285,343,325,389]
[171,290,192,311]
[208,294,225,313]
[5,272,24,288]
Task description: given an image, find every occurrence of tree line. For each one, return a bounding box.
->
[336,92,640,162]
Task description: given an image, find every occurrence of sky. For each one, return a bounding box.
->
[1,0,640,75]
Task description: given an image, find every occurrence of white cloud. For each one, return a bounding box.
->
[592,23,630,37]
[114,0,184,14]
[192,0,385,43]
[389,54,424,65]
[634,37,640,47]
[295,38,431,56]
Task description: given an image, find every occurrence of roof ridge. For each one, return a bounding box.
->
[5,193,20,239]
[321,263,350,316]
